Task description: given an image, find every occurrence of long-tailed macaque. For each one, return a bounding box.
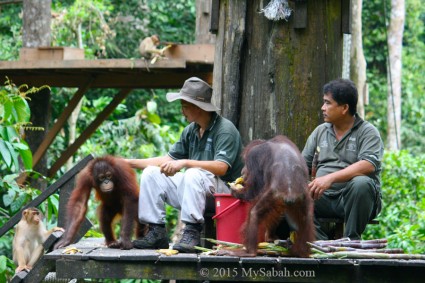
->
[13,207,64,273]
[139,35,171,64]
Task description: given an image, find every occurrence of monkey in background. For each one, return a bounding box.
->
[139,35,172,64]
[13,207,64,273]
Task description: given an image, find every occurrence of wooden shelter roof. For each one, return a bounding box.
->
[0,45,214,176]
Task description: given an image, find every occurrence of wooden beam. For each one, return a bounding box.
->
[164,44,215,64]
[33,79,94,167]
[341,0,352,34]
[0,58,186,70]
[2,71,213,89]
[48,89,133,177]
[210,0,220,34]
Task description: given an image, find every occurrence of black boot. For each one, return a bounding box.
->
[133,224,169,249]
[173,223,202,253]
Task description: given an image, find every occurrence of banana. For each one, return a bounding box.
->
[62,247,82,254]
[235,177,244,185]
[157,249,179,256]
[228,177,245,190]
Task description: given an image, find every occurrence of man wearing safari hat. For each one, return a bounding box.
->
[127,77,244,253]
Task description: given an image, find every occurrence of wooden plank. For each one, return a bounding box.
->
[51,255,425,282]
[0,58,186,70]
[0,155,93,237]
[21,258,55,283]
[10,271,27,283]
[48,89,133,177]
[32,79,93,167]
[164,44,215,64]
[210,0,220,34]
[19,47,85,60]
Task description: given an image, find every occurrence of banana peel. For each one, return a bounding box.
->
[62,246,82,255]
[157,249,179,256]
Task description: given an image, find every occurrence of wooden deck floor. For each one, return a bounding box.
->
[41,238,425,282]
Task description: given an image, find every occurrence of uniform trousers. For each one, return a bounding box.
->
[314,175,381,240]
[138,166,230,225]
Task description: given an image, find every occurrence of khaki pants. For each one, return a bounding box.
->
[138,166,230,225]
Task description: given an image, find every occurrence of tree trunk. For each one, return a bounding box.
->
[23,0,52,189]
[386,0,404,150]
[23,0,51,47]
[213,0,343,149]
[350,0,367,118]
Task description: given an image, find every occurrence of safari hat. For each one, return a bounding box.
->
[166,77,220,112]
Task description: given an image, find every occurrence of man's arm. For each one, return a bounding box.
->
[309,160,375,200]
[159,159,229,177]
[126,155,173,170]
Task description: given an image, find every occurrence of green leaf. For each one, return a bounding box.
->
[11,194,28,213]
[147,113,161,124]
[0,99,13,123]
[0,256,6,274]
[4,139,19,169]
[6,125,19,142]
[0,139,12,167]
[11,96,30,123]
[12,142,28,150]
[3,189,16,207]
[18,143,32,170]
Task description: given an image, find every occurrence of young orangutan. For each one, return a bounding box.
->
[225,135,315,257]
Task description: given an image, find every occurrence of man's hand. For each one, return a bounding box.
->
[308,175,333,200]
[159,160,186,176]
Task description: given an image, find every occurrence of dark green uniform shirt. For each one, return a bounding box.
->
[168,112,244,183]
[302,114,384,190]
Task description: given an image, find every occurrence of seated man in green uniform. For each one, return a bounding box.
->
[302,78,384,240]
[126,77,244,252]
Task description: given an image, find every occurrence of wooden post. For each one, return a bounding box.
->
[213,0,343,148]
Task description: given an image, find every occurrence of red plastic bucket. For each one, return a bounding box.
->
[213,193,251,244]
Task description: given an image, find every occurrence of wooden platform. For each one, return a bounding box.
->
[41,238,425,282]
[0,45,214,89]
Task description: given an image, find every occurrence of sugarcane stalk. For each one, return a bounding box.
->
[314,240,388,249]
[194,246,214,252]
[348,238,388,244]
[307,242,330,253]
[319,251,425,260]
[340,242,387,249]
[204,238,244,248]
[314,237,351,245]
